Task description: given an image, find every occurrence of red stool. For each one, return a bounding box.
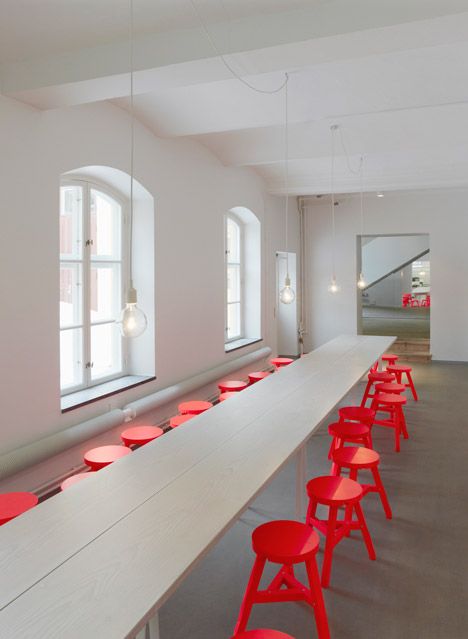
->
[306,476,376,587]
[374,382,406,395]
[219,391,238,402]
[0,492,38,526]
[84,445,132,471]
[371,393,408,452]
[232,631,295,639]
[169,414,195,428]
[331,447,392,519]
[248,371,271,384]
[387,364,418,400]
[328,421,373,462]
[381,353,399,368]
[60,473,95,491]
[270,357,294,370]
[178,400,213,415]
[121,425,164,447]
[361,370,395,407]
[338,406,375,426]
[218,380,248,393]
[233,520,330,638]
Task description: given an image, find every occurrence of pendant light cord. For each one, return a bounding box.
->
[189,0,288,94]
[129,0,135,288]
[330,125,337,280]
[359,155,365,238]
[284,73,290,277]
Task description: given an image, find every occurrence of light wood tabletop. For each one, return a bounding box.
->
[0,335,394,638]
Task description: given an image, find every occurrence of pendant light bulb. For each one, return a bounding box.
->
[328,277,340,294]
[120,286,147,338]
[357,273,367,290]
[280,275,296,304]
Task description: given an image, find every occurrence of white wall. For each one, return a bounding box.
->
[0,95,298,469]
[303,190,468,361]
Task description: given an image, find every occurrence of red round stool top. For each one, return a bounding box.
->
[332,446,380,469]
[368,371,395,383]
[252,520,319,564]
[60,473,95,491]
[219,391,238,402]
[339,406,375,425]
[84,445,132,471]
[306,475,363,505]
[270,357,294,368]
[387,364,412,374]
[217,380,248,393]
[328,421,370,439]
[382,354,399,364]
[170,414,195,428]
[248,371,271,384]
[0,492,38,525]
[178,400,213,415]
[121,425,164,447]
[374,382,406,395]
[374,392,407,406]
[232,631,295,639]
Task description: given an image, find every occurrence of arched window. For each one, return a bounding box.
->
[224,207,261,349]
[59,179,126,393]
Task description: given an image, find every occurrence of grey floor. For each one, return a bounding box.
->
[160,362,468,639]
[362,306,430,339]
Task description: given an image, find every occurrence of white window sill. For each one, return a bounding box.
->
[61,375,156,412]
[225,337,263,353]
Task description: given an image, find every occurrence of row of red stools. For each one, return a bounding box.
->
[231,353,419,639]
[0,357,293,525]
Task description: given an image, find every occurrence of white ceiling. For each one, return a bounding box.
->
[2,0,468,195]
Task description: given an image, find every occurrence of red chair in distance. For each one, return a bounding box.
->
[233,520,330,638]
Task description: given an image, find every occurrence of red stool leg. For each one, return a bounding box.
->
[406,371,418,401]
[305,558,331,639]
[398,405,409,439]
[321,505,338,588]
[361,379,373,407]
[353,502,376,560]
[371,467,392,519]
[233,555,266,634]
[327,437,336,460]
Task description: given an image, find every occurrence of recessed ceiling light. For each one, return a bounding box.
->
[377,192,384,198]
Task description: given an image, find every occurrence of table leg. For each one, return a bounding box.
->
[135,628,146,639]
[296,445,307,520]
[147,613,160,639]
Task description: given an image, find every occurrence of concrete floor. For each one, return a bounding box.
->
[160,362,468,639]
[362,306,430,339]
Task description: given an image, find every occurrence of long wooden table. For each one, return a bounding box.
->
[0,335,394,638]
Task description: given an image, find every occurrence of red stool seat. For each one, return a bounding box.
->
[84,445,132,471]
[306,476,376,587]
[328,421,372,463]
[218,380,248,393]
[381,354,399,366]
[178,400,213,415]
[338,405,375,426]
[169,414,195,428]
[233,631,295,639]
[387,364,418,400]
[331,447,392,519]
[248,371,271,384]
[374,382,406,395]
[234,520,330,638]
[371,392,408,452]
[121,425,164,447]
[360,370,396,407]
[219,392,238,402]
[270,357,294,369]
[60,473,95,491]
[0,492,38,526]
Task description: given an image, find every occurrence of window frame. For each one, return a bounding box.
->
[224,212,244,344]
[60,177,128,396]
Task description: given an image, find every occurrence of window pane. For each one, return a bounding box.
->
[90,189,121,260]
[60,263,82,328]
[60,185,82,259]
[60,328,83,390]
[227,264,240,303]
[227,303,241,340]
[91,323,122,380]
[226,218,240,262]
[90,263,121,323]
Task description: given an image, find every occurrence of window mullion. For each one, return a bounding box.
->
[83,183,92,387]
